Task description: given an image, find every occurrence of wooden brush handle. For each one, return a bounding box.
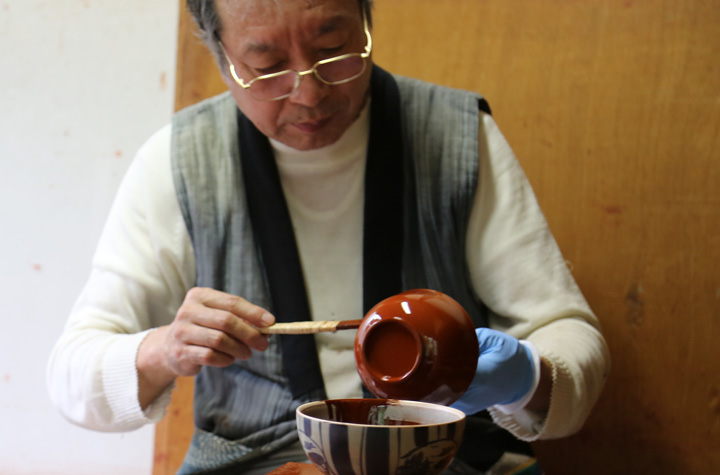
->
[258,319,363,335]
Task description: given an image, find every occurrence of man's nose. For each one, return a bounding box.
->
[288,71,329,107]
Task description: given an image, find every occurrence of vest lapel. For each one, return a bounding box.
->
[363,66,405,313]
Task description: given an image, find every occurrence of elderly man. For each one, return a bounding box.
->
[48,0,610,473]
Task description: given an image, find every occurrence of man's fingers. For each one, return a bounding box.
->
[180,305,269,352]
[165,288,276,377]
[186,287,276,327]
[166,326,257,375]
[200,327,255,360]
[223,293,275,327]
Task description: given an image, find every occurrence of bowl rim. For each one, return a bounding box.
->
[296,398,466,428]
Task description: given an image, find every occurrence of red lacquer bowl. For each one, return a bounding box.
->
[354,289,479,405]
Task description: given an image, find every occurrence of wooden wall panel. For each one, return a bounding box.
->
[370,2,720,472]
[152,377,194,475]
[157,1,720,473]
[173,4,228,112]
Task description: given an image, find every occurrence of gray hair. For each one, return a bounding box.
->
[186,0,374,67]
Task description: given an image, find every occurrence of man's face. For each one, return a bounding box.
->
[216,0,371,151]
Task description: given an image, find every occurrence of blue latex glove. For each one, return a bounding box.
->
[451,328,538,415]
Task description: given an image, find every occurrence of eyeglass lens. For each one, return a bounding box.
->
[250,55,366,100]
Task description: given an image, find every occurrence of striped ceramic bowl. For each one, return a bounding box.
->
[296,398,465,475]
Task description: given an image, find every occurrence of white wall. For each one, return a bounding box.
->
[0,1,178,473]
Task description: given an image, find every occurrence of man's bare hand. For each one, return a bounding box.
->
[164,287,275,375]
[136,288,275,408]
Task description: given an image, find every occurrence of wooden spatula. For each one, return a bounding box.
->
[257,319,363,334]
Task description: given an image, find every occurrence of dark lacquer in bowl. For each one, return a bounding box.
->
[297,398,466,475]
[354,289,479,405]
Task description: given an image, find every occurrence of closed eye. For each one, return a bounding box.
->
[318,46,344,57]
[254,62,289,76]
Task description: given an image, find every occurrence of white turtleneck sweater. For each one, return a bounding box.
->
[270,104,369,400]
[47,103,609,442]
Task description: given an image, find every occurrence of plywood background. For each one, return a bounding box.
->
[155,1,720,473]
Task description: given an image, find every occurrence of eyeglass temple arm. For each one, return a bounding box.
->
[218,41,252,89]
[362,13,372,57]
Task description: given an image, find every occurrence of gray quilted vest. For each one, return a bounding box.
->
[171,69,488,473]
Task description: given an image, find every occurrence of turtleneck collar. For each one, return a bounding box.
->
[269,100,371,171]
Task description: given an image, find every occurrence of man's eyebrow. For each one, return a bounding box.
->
[242,42,276,56]
[314,15,349,37]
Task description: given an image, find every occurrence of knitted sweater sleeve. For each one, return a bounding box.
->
[466,112,610,440]
[46,124,196,432]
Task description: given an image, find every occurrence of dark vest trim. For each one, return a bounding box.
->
[363,66,405,314]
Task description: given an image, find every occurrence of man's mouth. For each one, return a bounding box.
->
[291,116,332,134]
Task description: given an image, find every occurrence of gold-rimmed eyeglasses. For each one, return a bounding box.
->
[219,13,372,102]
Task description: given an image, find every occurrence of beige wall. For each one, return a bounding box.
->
[0,1,178,473]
